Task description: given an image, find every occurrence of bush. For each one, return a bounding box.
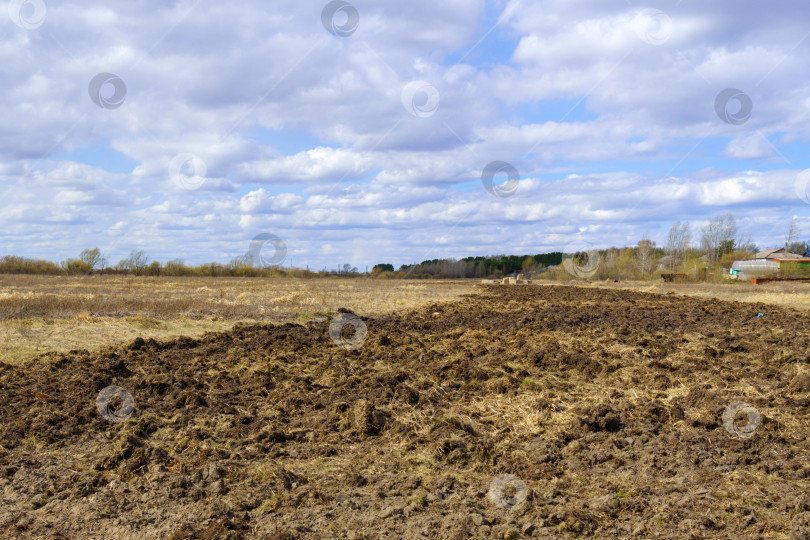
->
[0,255,62,274]
[163,259,191,276]
[147,261,162,276]
[61,259,92,275]
[778,262,810,278]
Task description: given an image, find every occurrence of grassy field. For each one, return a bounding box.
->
[4,274,810,365]
[0,275,477,364]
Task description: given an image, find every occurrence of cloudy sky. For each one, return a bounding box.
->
[3,0,810,270]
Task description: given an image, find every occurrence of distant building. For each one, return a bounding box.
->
[731,247,810,280]
[730,259,780,280]
[754,247,805,260]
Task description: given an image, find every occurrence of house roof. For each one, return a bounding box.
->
[755,247,804,259]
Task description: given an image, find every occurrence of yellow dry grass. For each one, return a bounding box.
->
[6,273,809,366]
[0,275,476,365]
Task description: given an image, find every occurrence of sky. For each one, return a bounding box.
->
[3,0,810,270]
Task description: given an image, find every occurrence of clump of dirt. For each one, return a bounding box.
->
[1,285,810,538]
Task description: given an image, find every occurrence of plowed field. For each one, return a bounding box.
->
[2,285,810,538]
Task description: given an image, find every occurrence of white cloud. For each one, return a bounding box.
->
[724,134,774,160]
[239,147,373,183]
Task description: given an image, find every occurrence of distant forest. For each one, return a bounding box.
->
[394,253,563,279]
[0,250,564,279]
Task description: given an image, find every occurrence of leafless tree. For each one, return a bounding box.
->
[665,221,691,270]
[117,249,150,273]
[786,217,801,252]
[701,213,737,262]
[735,231,757,254]
[635,237,655,277]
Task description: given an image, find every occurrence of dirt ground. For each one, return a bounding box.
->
[576,278,810,312]
[1,284,810,539]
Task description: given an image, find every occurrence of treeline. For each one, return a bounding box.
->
[0,250,322,278]
[387,253,564,279]
[0,249,567,280]
[543,214,810,281]
[375,213,809,281]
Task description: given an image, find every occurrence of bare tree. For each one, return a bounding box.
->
[665,221,691,270]
[228,254,251,269]
[786,217,801,252]
[735,232,757,254]
[117,250,150,273]
[701,213,737,262]
[635,237,655,277]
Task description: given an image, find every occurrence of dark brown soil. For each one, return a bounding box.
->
[2,285,810,539]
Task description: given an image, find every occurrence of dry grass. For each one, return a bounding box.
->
[552,279,810,311]
[0,275,476,364]
[7,273,810,366]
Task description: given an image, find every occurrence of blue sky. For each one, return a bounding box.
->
[2,0,810,270]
